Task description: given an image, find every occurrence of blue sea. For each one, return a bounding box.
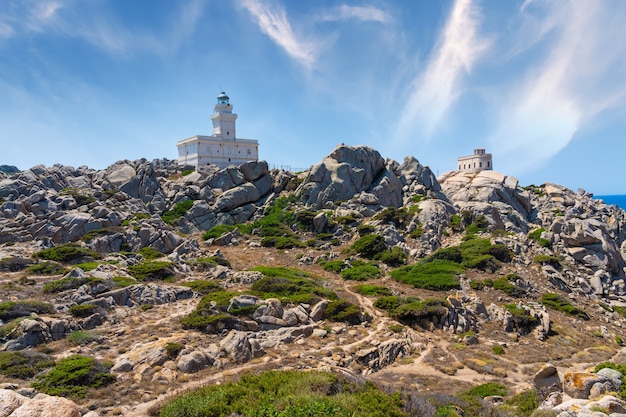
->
[595,195,626,210]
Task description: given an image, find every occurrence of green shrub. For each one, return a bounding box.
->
[389,324,404,333]
[323,300,362,324]
[68,304,98,318]
[165,342,185,359]
[139,247,164,260]
[33,243,100,263]
[391,299,448,326]
[71,261,100,271]
[391,259,463,291]
[492,345,505,355]
[354,285,392,297]
[201,224,238,240]
[350,234,387,259]
[68,330,101,345]
[0,301,55,320]
[379,247,408,266]
[249,266,336,304]
[540,293,588,319]
[374,296,402,312]
[43,276,101,293]
[341,263,381,281]
[181,280,222,295]
[493,277,525,297]
[320,259,348,273]
[128,260,175,281]
[505,389,541,416]
[111,276,137,288]
[32,354,115,398]
[449,214,463,232]
[464,382,508,398]
[505,304,539,332]
[27,261,69,275]
[161,200,194,224]
[357,224,375,236]
[158,370,406,417]
[534,254,561,269]
[181,169,194,176]
[528,228,552,248]
[0,351,55,379]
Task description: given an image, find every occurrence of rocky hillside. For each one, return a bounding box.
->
[0,144,625,417]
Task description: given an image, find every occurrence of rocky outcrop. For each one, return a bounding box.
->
[0,391,82,417]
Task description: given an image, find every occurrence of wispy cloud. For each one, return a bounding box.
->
[396,0,490,140]
[0,0,204,57]
[239,0,320,69]
[489,0,626,173]
[318,5,390,23]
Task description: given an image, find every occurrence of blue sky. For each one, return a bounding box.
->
[1,0,626,194]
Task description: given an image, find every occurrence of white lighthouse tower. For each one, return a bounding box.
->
[177,92,259,169]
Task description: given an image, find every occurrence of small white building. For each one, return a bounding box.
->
[458,148,493,173]
[177,92,259,169]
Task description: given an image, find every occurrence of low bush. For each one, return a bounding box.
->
[68,330,101,345]
[68,304,99,318]
[492,345,505,355]
[26,261,68,276]
[249,266,336,304]
[340,262,381,281]
[0,301,55,321]
[534,254,561,269]
[319,259,348,273]
[181,280,222,295]
[128,260,175,281]
[201,224,238,240]
[0,351,55,379]
[505,389,541,416]
[379,247,408,266]
[505,304,539,333]
[374,296,402,312]
[165,342,185,359]
[158,369,407,417]
[391,299,448,327]
[187,256,231,270]
[391,259,463,291]
[161,200,194,225]
[33,243,100,263]
[354,284,392,297]
[350,234,387,260]
[139,247,164,260]
[43,276,101,293]
[464,382,508,398]
[111,276,137,288]
[32,354,115,398]
[492,277,525,297]
[322,300,362,324]
[540,293,588,319]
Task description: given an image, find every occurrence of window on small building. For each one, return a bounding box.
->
[479,162,482,167]
[487,161,490,167]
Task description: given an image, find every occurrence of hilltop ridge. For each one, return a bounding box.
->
[1,144,626,417]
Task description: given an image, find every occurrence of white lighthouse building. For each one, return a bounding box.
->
[177,92,259,169]
[457,148,492,173]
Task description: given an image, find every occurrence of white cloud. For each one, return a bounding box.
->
[239,0,319,69]
[319,5,390,23]
[396,0,490,140]
[489,0,626,173]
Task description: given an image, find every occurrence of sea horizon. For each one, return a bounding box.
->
[595,194,626,210]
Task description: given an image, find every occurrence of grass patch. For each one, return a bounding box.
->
[161,200,194,225]
[505,389,540,416]
[0,351,55,379]
[540,293,588,319]
[505,304,539,333]
[202,224,238,240]
[353,284,392,297]
[127,260,175,281]
[158,369,406,417]
[33,243,100,263]
[390,298,448,327]
[139,247,164,260]
[350,234,387,260]
[0,301,55,320]
[32,354,115,398]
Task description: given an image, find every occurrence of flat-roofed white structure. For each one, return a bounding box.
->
[458,148,492,173]
[177,92,259,169]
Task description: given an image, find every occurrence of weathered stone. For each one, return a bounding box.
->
[0,389,28,417]
[563,372,607,399]
[8,393,81,417]
[177,351,212,373]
